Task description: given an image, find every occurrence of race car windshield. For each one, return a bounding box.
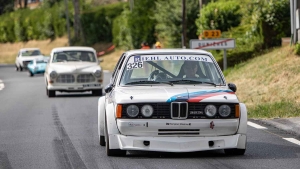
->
[52,51,96,63]
[120,54,225,86]
[22,50,42,57]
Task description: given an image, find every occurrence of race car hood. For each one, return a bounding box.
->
[114,86,239,103]
[49,62,100,73]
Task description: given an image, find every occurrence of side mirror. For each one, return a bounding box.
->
[104,84,113,93]
[228,83,237,92]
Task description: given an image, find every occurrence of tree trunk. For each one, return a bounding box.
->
[72,0,80,38]
[24,0,27,8]
[19,0,22,8]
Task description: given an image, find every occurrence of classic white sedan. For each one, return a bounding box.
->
[45,46,103,97]
[15,48,44,71]
[98,49,247,156]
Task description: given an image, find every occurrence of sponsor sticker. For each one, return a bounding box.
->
[128,122,147,127]
[126,55,213,70]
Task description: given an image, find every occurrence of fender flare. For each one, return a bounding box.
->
[98,96,106,137]
[237,103,248,135]
[105,101,121,149]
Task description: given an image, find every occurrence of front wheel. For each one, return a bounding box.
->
[224,148,246,156]
[99,135,105,146]
[47,89,55,97]
[15,65,19,71]
[29,71,34,77]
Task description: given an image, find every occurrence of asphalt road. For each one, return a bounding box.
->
[0,66,300,169]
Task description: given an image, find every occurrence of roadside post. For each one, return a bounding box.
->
[189,34,235,71]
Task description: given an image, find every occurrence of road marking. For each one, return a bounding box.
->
[283,138,300,146]
[247,121,268,129]
[0,79,4,90]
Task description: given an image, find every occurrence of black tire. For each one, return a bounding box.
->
[92,89,102,96]
[105,114,126,156]
[47,89,55,97]
[99,135,105,146]
[224,148,246,156]
[20,66,23,71]
[16,65,19,71]
[29,71,34,77]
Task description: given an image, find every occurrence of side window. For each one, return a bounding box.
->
[110,53,126,84]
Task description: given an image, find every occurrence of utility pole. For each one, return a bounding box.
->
[64,0,71,46]
[181,0,186,48]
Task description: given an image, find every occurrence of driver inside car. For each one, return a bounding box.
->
[182,61,199,78]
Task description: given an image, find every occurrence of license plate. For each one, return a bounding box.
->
[83,84,101,87]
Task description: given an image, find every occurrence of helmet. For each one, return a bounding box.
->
[155,41,161,46]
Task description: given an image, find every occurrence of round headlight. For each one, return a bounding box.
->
[218,105,231,117]
[50,71,57,79]
[141,105,154,117]
[126,105,139,118]
[204,105,217,117]
[94,70,101,78]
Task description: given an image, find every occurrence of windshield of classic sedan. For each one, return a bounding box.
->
[120,54,225,86]
[52,51,96,63]
[21,50,42,57]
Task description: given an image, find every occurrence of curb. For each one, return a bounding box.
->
[252,118,300,138]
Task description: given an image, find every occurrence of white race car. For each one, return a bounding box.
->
[15,48,44,71]
[98,49,247,156]
[45,46,103,97]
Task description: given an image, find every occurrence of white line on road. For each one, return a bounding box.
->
[0,79,4,90]
[247,121,268,129]
[283,138,300,146]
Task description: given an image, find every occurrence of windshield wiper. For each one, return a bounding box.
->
[125,80,173,86]
[169,79,216,86]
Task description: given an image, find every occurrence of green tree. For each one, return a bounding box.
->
[154,0,199,48]
[0,0,14,15]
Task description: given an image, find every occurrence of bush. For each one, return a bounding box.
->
[195,0,242,36]
[294,43,300,56]
[81,2,126,45]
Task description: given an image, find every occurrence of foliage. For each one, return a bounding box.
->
[0,0,14,15]
[80,2,126,45]
[196,0,242,36]
[153,0,199,48]
[112,0,156,49]
[248,100,300,118]
[112,9,134,50]
[294,43,300,56]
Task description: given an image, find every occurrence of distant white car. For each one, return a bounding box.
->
[45,46,103,97]
[98,49,247,156]
[15,48,44,71]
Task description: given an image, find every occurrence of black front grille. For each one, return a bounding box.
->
[171,102,188,119]
[121,103,237,119]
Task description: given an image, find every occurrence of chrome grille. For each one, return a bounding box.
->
[56,74,75,83]
[77,74,95,83]
[171,102,188,119]
[22,61,31,68]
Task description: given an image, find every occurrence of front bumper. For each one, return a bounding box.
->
[109,134,246,152]
[47,83,102,91]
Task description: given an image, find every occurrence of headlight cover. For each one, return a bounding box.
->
[218,105,231,117]
[204,105,217,117]
[126,105,139,118]
[49,71,58,79]
[141,105,154,117]
[94,70,101,78]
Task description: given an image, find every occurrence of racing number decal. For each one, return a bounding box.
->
[127,62,143,70]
